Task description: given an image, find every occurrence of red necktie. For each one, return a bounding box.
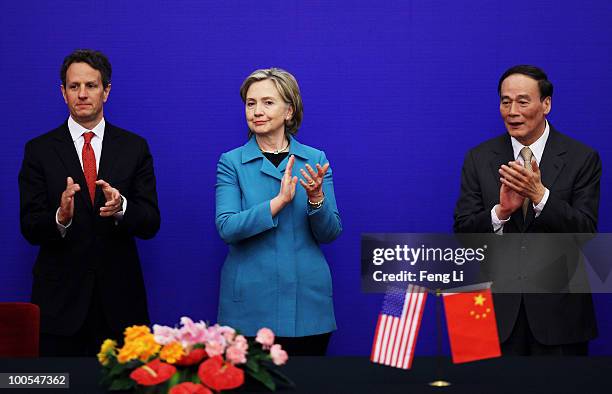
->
[82,132,97,204]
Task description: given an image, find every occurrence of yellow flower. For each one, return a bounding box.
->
[117,341,141,364]
[97,339,117,366]
[124,325,152,341]
[117,331,161,364]
[160,342,185,364]
[138,335,161,362]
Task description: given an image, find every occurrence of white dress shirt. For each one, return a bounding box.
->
[491,120,551,233]
[56,117,127,235]
[67,115,104,170]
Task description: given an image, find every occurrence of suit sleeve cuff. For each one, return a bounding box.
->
[55,207,71,238]
[113,194,127,222]
[533,188,549,218]
[491,205,509,234]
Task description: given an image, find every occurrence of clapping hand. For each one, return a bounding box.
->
[496,182,524,220]
[278,155,298,203]
[270,155,298,216]
[57,177,81,225]
[95,179,123,217]
[299,162,329,203]
[499,159,546,203]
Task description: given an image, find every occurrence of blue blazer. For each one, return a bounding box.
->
[215,136,342,337]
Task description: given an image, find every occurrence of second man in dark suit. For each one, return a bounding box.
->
[454,65,600,355]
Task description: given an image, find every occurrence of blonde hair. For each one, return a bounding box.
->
[240,68,303,136]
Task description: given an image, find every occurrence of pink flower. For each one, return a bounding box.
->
[153,324,180,345]
[204,324,229,346]
[225,344,247,364]
[218,325,236,342]
[269,344,288,366]
[255,328,275,349]
[178,317,208,347]
[233,335,248,352]
[225,335,248,364]
[205,341,225,358]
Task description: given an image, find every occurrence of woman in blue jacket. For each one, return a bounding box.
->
[215,68,342,355]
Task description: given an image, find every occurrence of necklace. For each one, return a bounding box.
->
[258,140,290,154]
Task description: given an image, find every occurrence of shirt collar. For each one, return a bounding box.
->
[67,116,106,142]
[510,119,549,164]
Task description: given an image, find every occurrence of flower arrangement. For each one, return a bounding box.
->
[98,317,291,393]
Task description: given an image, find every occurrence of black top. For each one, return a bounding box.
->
[263,151,289,167]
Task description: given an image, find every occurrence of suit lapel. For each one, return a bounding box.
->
[275,136,310,177]
[261,159,283,180]
[524,126,566,229]
[51,122,93,210]
[241,136,312,181]
[489,134,514,190]
[241,136,283,181]
[96,123,123,206]
[538,127,566,192]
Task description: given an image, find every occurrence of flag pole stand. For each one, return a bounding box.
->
[428,289,451,388]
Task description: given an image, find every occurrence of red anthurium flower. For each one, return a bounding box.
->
[175,348,207,366]
[198,355,244,391]
[169,382,212,394]
[130,359,177,386]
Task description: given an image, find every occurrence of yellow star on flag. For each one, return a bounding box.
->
[473,293,486,306]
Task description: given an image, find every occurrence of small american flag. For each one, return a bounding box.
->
[370,284,427,369]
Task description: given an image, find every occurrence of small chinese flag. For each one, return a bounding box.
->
[442,287,501,363]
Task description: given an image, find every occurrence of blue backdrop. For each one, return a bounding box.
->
[1,1,611,355]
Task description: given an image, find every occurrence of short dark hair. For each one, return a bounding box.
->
[498,65,553,101]
[60,49,112,88]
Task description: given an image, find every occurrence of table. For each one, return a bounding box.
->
[1,356,611,393]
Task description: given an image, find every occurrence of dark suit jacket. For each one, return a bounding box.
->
[19,121,161,336]
[454,125,601,345]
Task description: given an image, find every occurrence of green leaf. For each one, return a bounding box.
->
[268,367,296,389]
[108,377,136,391]
[247,368,276,391]
[246,357,260,372]
[108,359,142,377]
[99,375,111,387]
[168,371,181,387]
[248,347,266,358]
[100,358,117,372]
[127,359,144,369]
[108,362,127,377]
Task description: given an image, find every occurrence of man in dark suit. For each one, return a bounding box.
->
[454,65,600,355]
[19,49,161,356]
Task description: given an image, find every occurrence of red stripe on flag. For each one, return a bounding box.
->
[371,285,427,369]
[385,317,399,365]
[404,291,426,369]
[376,314,390,364]
[370,314,383,362]
[378,314,392,363]
[395,288,416,367]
